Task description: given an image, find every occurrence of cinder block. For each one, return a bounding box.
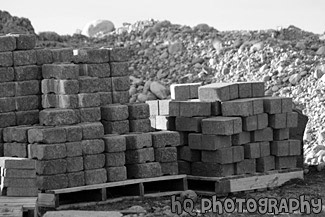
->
[237,82,252,98]
[123,133,152,150]
[13,34,36,50]
[201,117,242,135]
[102,120,129,134]
[168,101,179,117]
[66,141,82,157]
[36,48,53,65]
[74,48,109,63]
[79,107,101,122]
[155,115,176,130]
[5,187,38,197]
[0,82,15,97]
[112,76,130,91]
[15,95,40,111]
[146,100,159,116]
[160,162,178,175]
[51,48,73,63]
[170,84,190,101]
[154,147,177,162]
[273,128,289,141]
[14,65,41,81]
[106,166,127,182]
[0,52,13,67]
[84,168,107,185]
[232,146,244,162]
[110,62,129,77]
[251,82,265,97]
[105,152,125,167]
[40,109,79,126]
[99,92,112,106]
[150,131,180,148]
[198,83,230,102]
[67,171,85,187]
[270,140,289,156]
[211,101,221,116]
[0,97,15,113]
[42,64,79,79]
[288,140,301,156]
[28,143,66,160]
[79,122,104,139]
[179,100,211,117]
[1,177,36,187]
[109,48,130,62]
[221,99,253,117]
[125,147,154,164]
[101,104,128,121]
[0,67,14,82]
[78,93,100,108]
[176,117,204,132]
[98,77,112,92]
[0,157,35,169]
[269,113,287,129]
[57,79,79,94]
[78,76,99,93]
[201,134,231,150]
[235,159,256,175]
[244,143,261,159]
[287,112,298,128]
[129,119,151,133]
[202,148,233,164]
[4,143,27,157]
[63,125,82,142]
[15,110,39,125]
[232,131,251,145]
[36,159,67,175]
[15,80,40,96]
[1,168,35,178]
[177,146,201,162]
[257,113,268,129]
[263,97,282,114]
[0,112,16,128]
[126,162,162,179]
[66,157,84,172]
[251,127,273,142]
[83,63,110,77]
[37,174,68,190]
[275,156,297,169]
[0,35,16,51]
[188,133,202,150]
[103,134,126,152]
[178,160,191,175]
[83,154,105,170]
[127,103,150,119]
[28,127,66,144]
[13,50,36,66]
[281,97,293,113]
[3,125,38,143]
[112,91,129,104]
[242,115,258,131]
[191,162,234,177]
[81,139,105,155]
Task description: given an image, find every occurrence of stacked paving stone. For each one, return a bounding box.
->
[0,157,37,196]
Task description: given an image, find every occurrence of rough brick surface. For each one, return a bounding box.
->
[160,162,178,175]
[15,80,40,96]
[41,79,57,94]
[191,162,234,177]
[67,171,85,187]
[178,160,191,175]
[106,166,127,182]
[3,125,36,143]
[269,113,287,129]
[103,134,126,152]
[57,80,79,94]
[251,82,265,97]
[154,147,177,162]
[177,146,201,162]
[98,78,112,92]
[112,91,129,104]
[244,143,261,159]
[150,131,180,148]
[179,100,211,117]
[1,177,36,187]
[281,97,293,113]
[78,76,99,93]
[270,140,289,156]
[81,63,110,77]
[155,115,176,131]
[221,99,253,117]
[211,101,221,116]
[201,117,242,135]
[235,159,256,175]
[101,104,128,121]
[0,82,15,97]
[15,95,40,111]
[123,133,152,150]
[201,134,231,150]
[74,48,109,63]
[37,174,68,190]
[99,92,113,106]
[5,187,38,197]
[105,152,125,167]
[28,143,66,160]
[0,52,13,67]
[0,112,16,128]
[170,84,190,101]
[257,113,268,129]
[232,146,244,162]
[110,62,129,77]
[232,131,251,145]
[84,168,107,185]
[273,128,289,141]
[188,133,202,150]
[40,109,79,126]
[79,107,101,122]
[79,122,104,139]
[175,117,204,132]
[125,147,154,164]
[4,142,27,157]
[0,67,14,82]
[83,154,105,170]
[42,64,78,79]
[13,34,36,50]
[36,159,67,175]
[129,119,151,133]
[157,99,170,116]
[198,83,231,102]
[28,127,66,144]
[237,82,252,98]
[1,168,36,178]
[202,148,233,164]
[127,103,150,119]
[102,120,129,134]
[16,110,39,125]
[66,157,84,172]
[169,101,179,117]
[0,97,15,113]
[66,141,82,157]
[275,156,297,169]
[64,125,82,142]
[112,76,130,91]
[51,48,73,63]
[36,48,53,65]
[13,50,36,66]
[288,140,301,156]
[0,36,16,52]
[251,127,273,142]
[78,93,100,108]
[188,83,201,99]
[81,139,105,155]
[126,162,162,179]
[109,48,130,62]
[0,157,35,169]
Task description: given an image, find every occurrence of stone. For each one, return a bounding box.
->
[64,125,82,142]
[251,127,273,142]
[99,92,113,106]
[51,48,74,63]
[221,99,253,117]
[57,80,79,94]
[13,34,36,50]
[101,104,128,121]
[201,148,233,164]
[102,134,126,152]
[66,141,82,157]
[112,91,129,104]
[0,35,16,51]
[150,131,180,148]
[178,160,191,175]
[232,131,251,145]
[42,64,79,79]
[66,157,84,172]
[0,97,15,113]
[0,112,16,128]
[14,65,41,81]
[235,159,256,175]
[5,187,38,197]
[200,134,231,150]
[244,143,261,159]
[79,122,104,139]
[123,133,152,150]
[275,156,297,169]
[74,48,109,64]
[179,100,211,117]
[170,84,190,101]
[150,81,168,99]
[110,62,129,77]
[191,162,234,177]
[0,82,15,97]
[67,171,85,187]
[201,117,242,135]
[112,76,130,91]
[78,93,100,108]
[79,107,101,122]
[146,100,159,116]
[0,67,14,82]
[1,177,36,187]
[175,117,204,132]
[79,63,110,77]
[160,162,178,175]
[109,47,130,62]
[269,113,287,129]
[4,142,27,157]
[0,157,35,169]
[154,147,177,162]
[129,119,151,133]
[177,146,201,162]
[0,52,13,67]
[127,103,150,119]
[15,80,40,96]
[16,110,39,125]
[36,48,53,65]
[242,115,258,131]
[78,76,99,93]
[273,128,290,141]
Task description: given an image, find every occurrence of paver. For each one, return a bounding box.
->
[99,92,113,105]
[112,76,130,91]
[36,159,67,175]
[260,141,271,157]
[235,159,256,175]
[37,174,68,190]
[188,133,202,150]
[74,48,109,63]
[168,101,180,117]
[42,64,79,79]
[13,50,36,66]
[105,152,125,167]
[1,168,35,178]
[257,113,268,129]
[110,62,130,77]
[1,177,36,187]
[275,156,297,169]
[0,157,35,169]
[0,97,15,113]
[232,146,244,162]
[14,65,41,81]
[64,125,82,142]
[237,82,252,98]
[13,34,36,50]
[66,156,84,172]
[211,101,221,116]
[0,67,14,82]
[78,76,99,93]
[79,122,104,139]
[129,119,151,133]
[281,97,293,113]
[80,63,110,77]
[109,47,131,62]
[146,100,159,116]
[15,80,40,96]
[103,134,126,152]
[263,97,282,114]
[84,168,107,185]
[101,104,128,121]
[40,109,79,126]
[98,78,112,92]
[155,115,176,130]
[270,140,290,156]
[178,160,191,175]
[288,140,301,156]
[251,127,273,142]
[125,147,154,164]
[0,112,16,128]
[269,113,287,129]
[112,91,129,104]
[179,100,211,117]
[3,125,37,143]
[154,147,177,162]
[79,107,101,122]
[78,93,100,108]
[150,131,180,148]
[28,143,66,160]
[177,146,201,162]
[66,141,82,157]
[16,110,39,125]
[0,52,13,67]
[201,148,233,164]
[201,117,242,135]
[198,83,230,102]
[201,134,231,150]
[244,143,261,159]
[232,131,251,145]
[81,139,105,155]
[58,95,79,109]
[5,187,38,197]
[251,82,265,97]
[273,128,289,141]
[170,84,190,100]
[57,79,79,94]
[175,117,204,132]
[51,48,74,63]
[0,82,15,97]
[287,112,298,128]
[123,133,152,150]
[0,35,16,51]
[106,166,127,182]
[127,103,150,119]
[4,142,27,157]
[191,162,234,177]
[242,115,258,131]
[28,127,66,144]
[36,48,53,65]
[83,154,105,170]
[221,99,253,117]
[102,120,129,134]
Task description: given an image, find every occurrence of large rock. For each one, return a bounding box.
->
[149,81,167,99]
[0,10,35,34]
[82,20,115,37]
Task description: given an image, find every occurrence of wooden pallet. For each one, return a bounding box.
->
[187,168,304,196]
[0,196,37,217]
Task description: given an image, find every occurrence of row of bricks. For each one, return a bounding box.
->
[0,65,41,82]
[0,110,39,128]
[0,80,40,98]
[178,155,298,176]
[0,34,36,52]
[0,95,40,113]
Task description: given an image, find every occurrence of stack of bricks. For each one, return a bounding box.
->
[0,157,37,196]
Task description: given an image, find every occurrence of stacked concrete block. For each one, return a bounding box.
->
[101,104,129,134]
[127,103,151,133]
[0,157,37,196]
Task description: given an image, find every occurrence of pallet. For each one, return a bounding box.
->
[37,175,187,210]
[0,196,37,217]
[187,168,304,196]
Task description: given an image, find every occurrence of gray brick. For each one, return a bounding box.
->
[66,141,82,157]
[0,112,16,128]
[0,82,15,97]
[84,168,107,185]
[67,171,85,187]
[28,127,66,144]
[160,162,178,175]
[42,64,79,79]
[150,131,180,148]
[112,91,129,104]
[15,80,40,96]
[177,146,201,162]
[99,92,112,106]
[37,174,68,190]
[175,117,204,132]
[4,142,27,157]
[102,120,129,135]
[98,77,112,92]
[13,50,36,66]
[15,95,40,111]
[191,162,234,177]
[110,62,129,77]
[39,109,79,126]
[28,143,66,160]
[109,47,131,62]
[81,139,105,155]
[0,35,16,51]
[125,147,154,164]
[123,133,152,150]
[51,48,73,63]
[101,104,128,121]
[35,48,53,65]
[106,166,127,182]
[14,65,41,81]
[0,52,13,67]
[179,100,211,117]
[13,34,36,50]
[112,76,130,91]
[126,162,162,179]
[105,152,125,167]
[83,154,105,170]
[0,157,35,169]
[36,159,67,175]
[79,122,104,139]
[0,67,14,82]
[15,110,39,125]
[201,117,242,135]
[102,134,126,152]
[127,103,150,119]
[0,97,15,112]
[66,156,83,172]
[129,119,151,133]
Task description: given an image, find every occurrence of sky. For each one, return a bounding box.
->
[2,0,324,35]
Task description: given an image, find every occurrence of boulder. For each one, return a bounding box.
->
[82,20,115,37]
[0,10,35,34]
[149,81,167,99]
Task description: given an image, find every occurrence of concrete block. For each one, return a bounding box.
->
[202,148,233,164]
[188,82,201,99]
[15,110,39,125]
[84,63,110,77]
[146,100,159,116]
[99,92,113,106]
[42,64,79,79]
[105,152,125,167]
[84,168,107,185]
[36,48,53,65]
[188,133,202,150]
[66,141,82,157]
[110,62,129,77]
[4,142,27,157]
[0,82,15,97]
[37,174,68,190]
[13,34,36,50]
[103,134,126,152]
[198,83,230,102]
[15,95,40,111]
[101,104,128,121]
[237,82,252,98]
[287,112,298,128]
[178,160,191,175]
[83,154,105,170]
[269,113,287,129]
[79,122,104,139]
[251,81,265,97]
[3,125,37,143]
[28,127,66,144]
[0,157,35,169]
[0,97,15,113]
[176,117,204,132]
[126,162,162,179]
[150,131,180,148]
[232,146,244,162]
[270,140,289,156]
[0,35,16,51]
[112,76,130,91]
[179,100,211,117]
[51,48,73,63]
[232,131,251,145]
[221,99,253,117]
[168,100,179,117]
[288,139,301,156]
[40,109,79,126]
[201,134,231,150]
[242,115,258,131]
[191,162,234,177]
[57,79,79,94]
[129,119,151,133]
[15,80,40,96]
[281,97,293,113]
[125,147,154,164]
[13,50,36,66]
[63,125,82,142]
[28,143,66,160]
[0,67,14,82]
[74,48,109,63]
[1,177,36,187]
[14,65,41,81]
[170,84,190,101]
[4,187,37,197]
[244,143,260,159]
[177,146,201,162]
[41,79,57,94]
[149,116,156,130]
[251,127,273,142]
[235,159,256,175]
[127,103,150,119]
[109,47,131,62]
[57,94,78,109]
[106,166,127,182]
[0,52,13,67]
[154,147,177,162]
[211,101,221,116]
[263,97,281,114]
[123,133,151,150]
[66,157,83,172]
[201,117,242,135]
[160,162,178,175]
[36,159,67,175]
[78,76,99,93]
[102,120,129,135]
[78,93,100,108]
[112,91,129,104]
[79,107,101,122]
[275,156,297,169]
[98,77,112,92]
[257,113,268,130]
[157,99,170,116]
[260,141,271,157]
[0,112,16,128]
[67,171,85,187]
[155,115,176,130]
[81,139,105,155]
[252,98,264,114]
[273,128,289,141]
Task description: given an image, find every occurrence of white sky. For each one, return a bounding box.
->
[2,0,324,35]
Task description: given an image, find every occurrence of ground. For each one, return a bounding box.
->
[76,167,325,216]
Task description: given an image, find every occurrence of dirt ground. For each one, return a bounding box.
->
[76,167,325,216]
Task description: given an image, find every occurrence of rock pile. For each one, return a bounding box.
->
[0,10,35,34]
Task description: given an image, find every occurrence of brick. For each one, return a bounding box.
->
[109,48,130,62]
[83,154,105,170]
[51,48,73,63]
[201,117,242,135]
[98,77,112,92]
[149,116,156,130]
[232,131,251,145]
[126,162,162,179]
[101,104,128,121]
[4,143,27,157]
[146,100,159,116]
[0,35,16,51]
[229,83,239,100]
[125,147,154,164]
[211,101,221,116]
[57,79,79,94]
[188,133,202,150]
[270,140,289,156]
[237,82,252,98]
[0,67,14,82]
[232,146,244,162]
[179,100,211,117]
[82,63,110,77]
[0,157,35,169]
[188,82,201,99]
[129,119,151,133]
[41,79,57,94]
[14,65,41,82]
[81,139,104,155]
[260,141,271,157]
[202,148,233,164]
[105,152,125,167]
[198,83,231,102]
[3,125,39,143]
[157,99,170,116]
[168,101,179,116]
[287,112,298,128]
[252,98,263,114]
[154,147,177,162]
[106,166,127,182]
[177,146,200,162]
[155,115,175,130]
[273,128,289,141]
[37,174,68,190]
[127,103,150,119]
[40,109,79,126]
[269,113,287,129]
[15,80,40,96]
[78,76,98,93]
[221,99,253,117]
[36,159,67,175]
[12,34,36,50]
[79,122,104,139]
[201,134,231,150]
[102,120,129,134]
[13,50,36,66]
[275,156,297,169]
[79,107,101,122]
[57,94,78,109]
[103,134,126,152]
[150,131,180,148]
[179,132,189,146]
[0,52,13,67]
[112,91,129,104]
[0,82,15,97]
[251,127,273,142]
[263,97,282,114]
[1,168,35,178]
[74,48,109,63]
[77,93,100,108]
[5,187,38,197]
[242,115,257,131]
[35,48,53,65]
[0,97,15,112]
[0,143,3,156]
[0,112,16,127]
[42,94,56,109]
[251,81,265,97]
[160,162,178,175]
[244,143,261,159]
[66,157,83,172]
[15,95,40,111]
[170,84,190,101]
[66,141,82,157]
[178,160,191,175]
[84,168,107,185]
[191,162,234,177]
[63,125,82,142]
[28,143,66,160]
[123,133,151,150]
[99,92,112,105]
[28,127,66,144]
[235,159,256,175]
[257,113,268,129]
[15,110,39,125]
[281,97,292,113]
[67,171,85,187]
[288,139,301,156]
[42,64,78,79]
[1,177,36,187]
[176,117,204,132]
[112,76,130,91]
[110,62,129,77]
